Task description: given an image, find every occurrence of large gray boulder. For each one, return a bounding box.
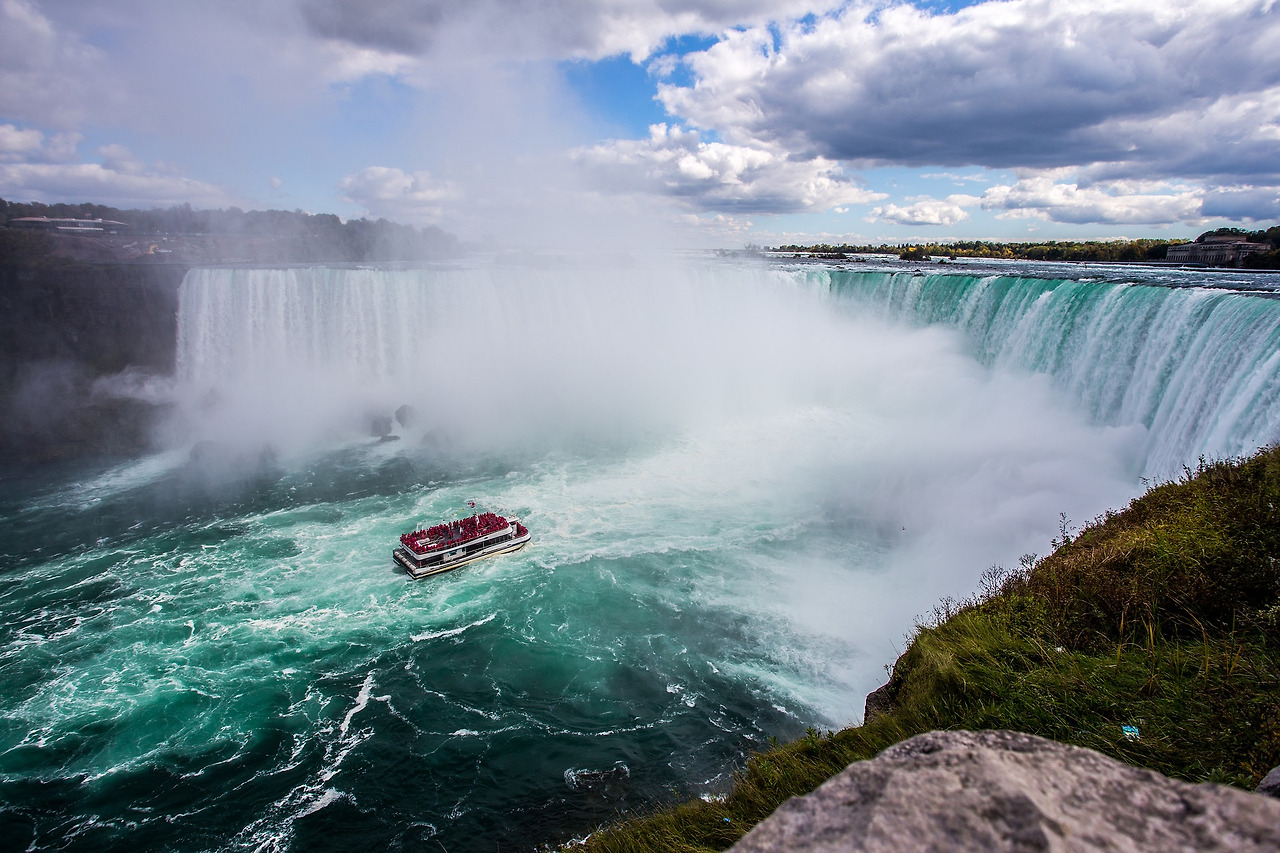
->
[730,730,1280,852]
[1257,765,1280,798]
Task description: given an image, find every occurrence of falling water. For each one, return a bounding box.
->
[2,256,1277,851]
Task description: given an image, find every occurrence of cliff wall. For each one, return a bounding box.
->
[0,258,187,463]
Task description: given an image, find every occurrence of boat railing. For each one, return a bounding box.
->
[399,512,512,555]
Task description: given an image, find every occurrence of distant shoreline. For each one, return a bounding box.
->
[769,226,1280,269]
[766,250,1280,273]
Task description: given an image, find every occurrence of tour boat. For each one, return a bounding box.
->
[394,511,530,579]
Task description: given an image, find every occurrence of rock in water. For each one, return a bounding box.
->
[395,404,418,428]
[370,415,393,437]
[730,730,1280,852]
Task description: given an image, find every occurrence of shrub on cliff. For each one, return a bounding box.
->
[998,453,1280,649]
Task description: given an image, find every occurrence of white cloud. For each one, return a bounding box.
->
[921,172,993,184]
[576,123,886,214]
[0,161,234,208]
[97,143,146,176]
[1076,88,1280,185]
[0,123,43,161]
[979,175,1206,225]
[868,195,978,226]
[338,166,458,224]
[3,0,1273,233]
[0,0,114,128]
[41,131,80,163]
[0,3,352,138]
[0,124,81,165]
[321,42,416,83]
[658,0,1280,180]
[679,211,756,240]
[298,0,844,62]
[1200,186,1280,221]
[0,128,235,208]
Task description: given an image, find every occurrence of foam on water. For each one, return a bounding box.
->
[3,257,1279,851]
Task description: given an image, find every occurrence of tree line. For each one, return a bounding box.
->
[775,225,1280,268]
[0,198,460,263]
[775,238,1180,262]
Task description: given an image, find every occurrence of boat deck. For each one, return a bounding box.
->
[394,514,530,578]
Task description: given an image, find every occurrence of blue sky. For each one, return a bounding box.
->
[1,1,1277,247]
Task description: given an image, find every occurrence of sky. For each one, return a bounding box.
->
[0,0,1277,247]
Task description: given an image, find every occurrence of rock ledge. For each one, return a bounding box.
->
[730,730,1280,852]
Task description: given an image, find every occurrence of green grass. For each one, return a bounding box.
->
[566,449,1280,851]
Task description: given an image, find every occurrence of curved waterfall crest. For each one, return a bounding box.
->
[814,269,1280,476]
[176,264,1280,477]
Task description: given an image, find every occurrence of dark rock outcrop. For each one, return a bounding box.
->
[0,259,185,462]
[730,730,1280,852]
[1257,766,1280,798]
[394,404,418,428]
[861,682,896,725]
[0,260,183,375]
[862,657,904,724]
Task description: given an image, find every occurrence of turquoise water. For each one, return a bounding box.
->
[2,258,1278,851]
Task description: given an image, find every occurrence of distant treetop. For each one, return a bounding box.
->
[1195,226,1279,245]
[772,225,1280,269]
[773,238,1185,263]
[0,197,460,263]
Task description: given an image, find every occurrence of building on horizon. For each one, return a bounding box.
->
[1166,235,1266,267]
[6,216,129,235]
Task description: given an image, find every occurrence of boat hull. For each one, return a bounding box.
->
[393,528,531,579]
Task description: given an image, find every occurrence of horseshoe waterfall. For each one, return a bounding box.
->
[3,258,1278,852]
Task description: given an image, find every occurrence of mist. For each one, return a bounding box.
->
[167,256,1143,717]
[8,4,1280,848]
[1,253,1207,851]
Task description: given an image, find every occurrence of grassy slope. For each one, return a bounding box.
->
[570,448,1280,851]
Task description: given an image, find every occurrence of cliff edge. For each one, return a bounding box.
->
[573,448,1280,851]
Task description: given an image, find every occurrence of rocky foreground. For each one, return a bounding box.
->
[731,730,1280,852]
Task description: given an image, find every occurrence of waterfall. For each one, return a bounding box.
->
[175,263,1280,476]
[174,261,827,451]
[818,270,1280,477]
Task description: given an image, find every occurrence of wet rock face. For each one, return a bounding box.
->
[730,730,1280,853]
[394,404,417,428]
